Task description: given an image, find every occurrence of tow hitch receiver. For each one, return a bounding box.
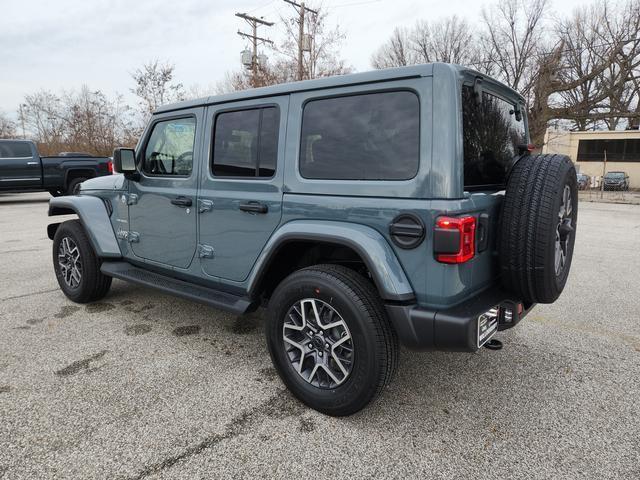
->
[477,300,530,349]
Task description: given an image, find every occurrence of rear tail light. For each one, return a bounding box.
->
[434,216,476,264]
[107,160,113,174]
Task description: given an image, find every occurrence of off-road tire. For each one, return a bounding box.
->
[499,154,578,304]
[53,220,112,303]
[66,177,87,196]
[266,264,398,416]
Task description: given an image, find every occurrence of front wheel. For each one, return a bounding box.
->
[266,264,398,416]
[53,220,112,303]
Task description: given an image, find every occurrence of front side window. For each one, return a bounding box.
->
[0,142,32,158]
[299,91,420,180]
[143,117,196,176]
[462,85,527,189]
[212,107,279,178]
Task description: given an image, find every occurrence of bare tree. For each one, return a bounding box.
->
[0,111,17,139]
[131,60,185,120]
[480,0,549,101]
[20,91,66,152]
[18,87,136,156]
[553,4,610,130]
[371,27,415,69]
[63,87,136,155]
[372,0,640,147]
[371,17,492,73]
[527,1,640,145]
[553,1,640,131]
[275,6,350,81]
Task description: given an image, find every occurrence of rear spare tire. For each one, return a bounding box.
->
[499,154,578,304]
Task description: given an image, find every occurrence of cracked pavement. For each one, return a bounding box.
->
[1,192,639,479]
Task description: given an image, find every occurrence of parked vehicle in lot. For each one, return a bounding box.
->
[602,171,630,190]
[577,172,590,190]
[47,64,578,416]
[0,139,112,196]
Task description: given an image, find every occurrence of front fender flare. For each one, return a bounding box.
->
[247,220,415,302]
[48,196,121,258]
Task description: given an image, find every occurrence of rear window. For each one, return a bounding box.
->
[212,107,279,178]
[0,142,32,159]
[299,91,420,180]
[462,85,526,189]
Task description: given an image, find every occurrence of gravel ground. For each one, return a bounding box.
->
[1,192,639,480]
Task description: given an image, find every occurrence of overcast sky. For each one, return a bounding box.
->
[0,0,587,119]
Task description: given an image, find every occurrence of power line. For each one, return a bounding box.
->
[330,0,382,8]
[247,0,277,14]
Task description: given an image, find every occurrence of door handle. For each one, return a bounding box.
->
[171,196,192,207]
[239,201,268,214]
[27,161,38,166]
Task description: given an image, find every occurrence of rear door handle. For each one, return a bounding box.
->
[171,196,192,207]
[239,201,268,214]
[27,161,38,166]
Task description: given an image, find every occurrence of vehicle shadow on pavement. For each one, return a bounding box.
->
[105,280,567,427]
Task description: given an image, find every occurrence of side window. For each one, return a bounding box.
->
[212,107,279,178]
[143,117,196,176]
[0,142,32,158]
[299,91,420,180]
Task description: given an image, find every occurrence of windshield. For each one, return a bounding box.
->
[462,85,527,189]
[605,172,625,179]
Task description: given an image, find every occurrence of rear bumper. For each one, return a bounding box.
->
[385,286,534,352]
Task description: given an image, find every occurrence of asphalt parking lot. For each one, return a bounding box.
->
[1,192,639,480]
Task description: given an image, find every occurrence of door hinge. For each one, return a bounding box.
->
[198,199,214,213]
[121,193,139,205]
[116,229,140,243]
[198,244,215,259]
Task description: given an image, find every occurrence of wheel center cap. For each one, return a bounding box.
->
[312,336,325,350]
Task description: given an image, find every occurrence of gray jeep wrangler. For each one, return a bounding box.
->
[48,64,577,416]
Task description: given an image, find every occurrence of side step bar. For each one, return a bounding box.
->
[101,261,253,314]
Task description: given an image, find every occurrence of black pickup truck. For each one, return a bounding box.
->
[0,139,112,196]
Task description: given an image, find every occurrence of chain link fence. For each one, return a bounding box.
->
[579,186,640,205]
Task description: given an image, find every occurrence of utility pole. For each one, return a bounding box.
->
[235,13,274,87]
[18,104,26,139]
[283,0,318,81]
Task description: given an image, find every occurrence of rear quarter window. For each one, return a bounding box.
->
[462,85,526,189]
[299,91,420,181]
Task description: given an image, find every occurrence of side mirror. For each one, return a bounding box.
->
[113,148,137,173]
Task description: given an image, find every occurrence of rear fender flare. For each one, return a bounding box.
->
[248,220,415,302]
[48,196,121,258]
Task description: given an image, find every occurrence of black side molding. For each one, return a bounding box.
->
[101,261,254,314]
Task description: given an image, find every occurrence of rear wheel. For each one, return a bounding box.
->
[53,220,112,303]
[499,154,578,304]
[66,177,87,195]
[266,264,398,416]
